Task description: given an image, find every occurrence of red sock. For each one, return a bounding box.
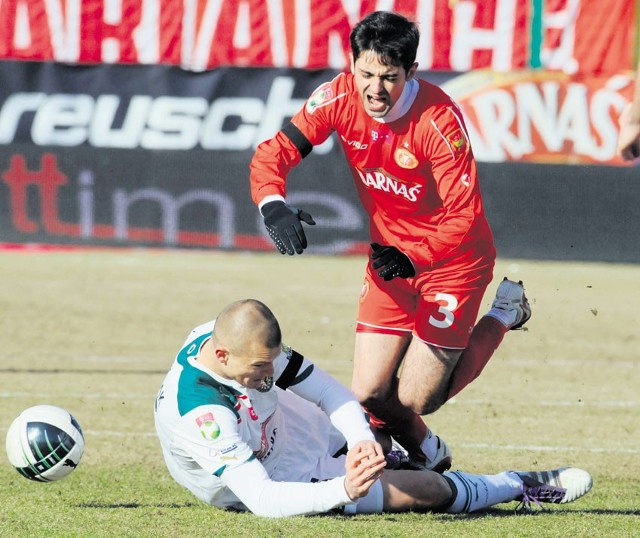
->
[447,316,507,399]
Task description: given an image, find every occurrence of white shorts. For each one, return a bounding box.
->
[272,388,384,514]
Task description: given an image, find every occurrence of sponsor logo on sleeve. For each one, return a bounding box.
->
[195,412,221,440]
[208,444,239,460]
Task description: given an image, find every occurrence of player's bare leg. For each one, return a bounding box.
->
[352,332,440,468]
[379,469,453,512]
[374,466,592,513]
[397,339,462,415]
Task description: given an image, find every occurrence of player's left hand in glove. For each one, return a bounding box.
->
[370,243,416,281]
[262,201,316,255]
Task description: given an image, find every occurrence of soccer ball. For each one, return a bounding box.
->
[5,404,85,482]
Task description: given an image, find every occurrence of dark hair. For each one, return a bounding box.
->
[350,11,419,72]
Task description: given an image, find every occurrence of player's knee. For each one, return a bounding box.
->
[399,391,445,416]
[356,392,387,410]
[351,382,391,407]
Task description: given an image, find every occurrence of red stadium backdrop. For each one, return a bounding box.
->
[0,1,638,260]
[0,0,637,73]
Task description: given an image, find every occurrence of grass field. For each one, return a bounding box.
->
[0,249,638,537]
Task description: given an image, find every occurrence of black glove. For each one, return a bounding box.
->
[370,243,416,281]
[262,201,315,255]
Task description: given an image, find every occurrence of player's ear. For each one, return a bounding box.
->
[349,52,356,74]
[214,346,230,365]
[406,62,418,81]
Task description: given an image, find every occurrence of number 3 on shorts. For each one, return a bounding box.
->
[428,293,457,329]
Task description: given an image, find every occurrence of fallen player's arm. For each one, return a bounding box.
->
[278,350,376,447]
[221,457,355,518]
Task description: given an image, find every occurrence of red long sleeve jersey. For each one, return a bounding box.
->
[250,72,494,270]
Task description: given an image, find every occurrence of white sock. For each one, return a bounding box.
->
[420,430,439,462]
[442,471,523,513]
[485,308,515,328]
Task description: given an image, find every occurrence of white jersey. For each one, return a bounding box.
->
[154,321,376,518]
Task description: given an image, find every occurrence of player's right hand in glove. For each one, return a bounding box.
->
[262,201,316,255]
[370,243,416,281]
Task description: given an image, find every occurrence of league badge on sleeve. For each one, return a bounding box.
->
[195,412,220,440]
[306,82,334,114]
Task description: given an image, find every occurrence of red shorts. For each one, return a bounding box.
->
[356,251,495,349]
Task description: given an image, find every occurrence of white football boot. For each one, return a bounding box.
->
[423,433,453,473]
[487,277,532,330]
[514,467,593,510]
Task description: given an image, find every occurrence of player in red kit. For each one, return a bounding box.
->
[250,11,531,470]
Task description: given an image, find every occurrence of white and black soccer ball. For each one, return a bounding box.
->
[5,404,84,482]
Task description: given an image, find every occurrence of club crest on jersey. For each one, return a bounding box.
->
[195,412,221,440]
[394,147,419,169]
[447,129,467,157]
[306,82,333,113]
[257,376,274,393]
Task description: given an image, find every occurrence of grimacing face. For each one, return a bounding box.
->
[350,50,418,118]
[222,344,279,389]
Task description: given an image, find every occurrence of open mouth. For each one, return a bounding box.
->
[367,94,388,112]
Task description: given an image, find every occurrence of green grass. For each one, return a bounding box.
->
[0,250,638,537]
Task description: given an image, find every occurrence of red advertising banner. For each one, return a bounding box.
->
[443,69,637,165]
[0,0,636,74]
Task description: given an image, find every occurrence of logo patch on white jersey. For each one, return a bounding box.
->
[257,376,274,393]
[195,412,220,440]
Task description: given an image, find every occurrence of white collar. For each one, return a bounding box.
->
[374,78,419,123]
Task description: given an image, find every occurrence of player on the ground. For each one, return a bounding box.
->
[249,11,530,469]
[154,299,592,518]
[617,61,640,161]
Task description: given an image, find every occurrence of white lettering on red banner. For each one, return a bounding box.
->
[0,0,635,74]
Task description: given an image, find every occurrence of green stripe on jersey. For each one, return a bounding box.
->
[176,333,241,418]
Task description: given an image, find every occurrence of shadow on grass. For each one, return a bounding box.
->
[75,503,640,517]
[78,502,199,509]
[437,507,640,519]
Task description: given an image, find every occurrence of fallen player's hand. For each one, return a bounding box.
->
[370,243,416,281]
[262,201,316,255]
[343,441,386,501]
